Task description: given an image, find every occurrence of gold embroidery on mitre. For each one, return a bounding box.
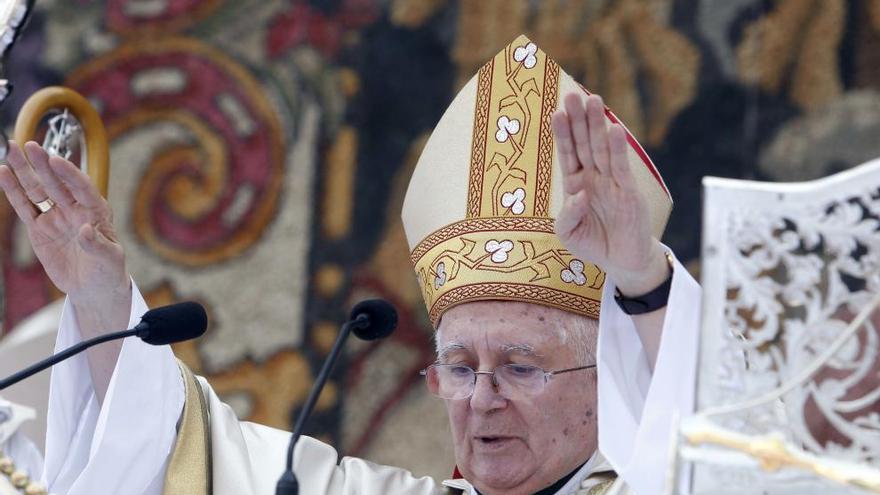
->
[412,217,604,326]
[467,38,560,219]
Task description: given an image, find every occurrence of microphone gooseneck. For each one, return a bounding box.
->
[277,299,398,495]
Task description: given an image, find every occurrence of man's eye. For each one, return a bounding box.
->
[448,365,472,376]
[507,364,538,376]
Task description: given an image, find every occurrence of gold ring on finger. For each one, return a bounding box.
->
[34,198,55,214]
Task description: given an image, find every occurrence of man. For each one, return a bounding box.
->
[0,36,699,494]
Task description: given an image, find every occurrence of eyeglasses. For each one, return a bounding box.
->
[420,363,596,400]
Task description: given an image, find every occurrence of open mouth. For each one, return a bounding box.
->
[476,436,514,445]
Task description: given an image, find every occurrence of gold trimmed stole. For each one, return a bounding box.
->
[163,360,212,495]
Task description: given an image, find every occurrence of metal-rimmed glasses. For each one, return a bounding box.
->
[420,363,597,400]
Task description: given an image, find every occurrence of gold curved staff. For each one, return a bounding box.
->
[13,86,109,197]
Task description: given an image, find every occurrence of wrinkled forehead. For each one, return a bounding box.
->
[435,300,575,351]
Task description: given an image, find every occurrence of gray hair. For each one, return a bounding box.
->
[558,315,598,365]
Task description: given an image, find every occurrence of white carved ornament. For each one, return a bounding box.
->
[689,159,880,494]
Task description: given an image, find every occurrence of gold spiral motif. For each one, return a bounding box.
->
[65,37,285,267]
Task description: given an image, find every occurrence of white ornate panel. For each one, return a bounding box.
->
[688,159,880,494]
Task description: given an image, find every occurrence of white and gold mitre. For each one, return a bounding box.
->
[402,35,672,326]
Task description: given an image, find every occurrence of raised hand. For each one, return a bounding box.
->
[0,141,131,401]
[551,93,668,296]
[0,140,129,311]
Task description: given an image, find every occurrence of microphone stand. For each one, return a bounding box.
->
[276,313,369,495]
[0,327,138,390]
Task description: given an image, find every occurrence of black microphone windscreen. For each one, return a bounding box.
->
[138,302,208,345]
[349,299,397,341]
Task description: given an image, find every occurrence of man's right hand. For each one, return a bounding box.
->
[0,140,129,303]
[0,140,131,401]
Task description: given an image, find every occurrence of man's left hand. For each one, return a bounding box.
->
[551,93,668,296]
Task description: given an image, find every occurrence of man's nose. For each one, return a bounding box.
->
[469,372,507,413]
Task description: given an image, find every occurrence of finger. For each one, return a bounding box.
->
[563,93,596,172]
[552,111,580,176]
[608,125,636,191]
[7,141,50,203]
[586,96,611,175]
[555,189,590,238]
[51,154,104,208]
[25,142,76,207]
[0,166,37,225]
[553,110,592,196]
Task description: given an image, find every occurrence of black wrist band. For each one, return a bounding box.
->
[613,252,674,315]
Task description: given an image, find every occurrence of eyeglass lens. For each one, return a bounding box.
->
[424,364,547,400]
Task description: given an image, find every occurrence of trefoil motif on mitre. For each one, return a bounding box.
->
[513,41,538,69]
[485,239,515,263]
[561,259,588,286]
[501,188,526,215]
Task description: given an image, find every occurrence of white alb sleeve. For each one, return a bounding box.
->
[596,251,701,495]
[43,282,183,495]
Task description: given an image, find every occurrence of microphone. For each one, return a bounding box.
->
[349,299,397,341]
[0,301,207,390]
[135,302,208,345]
[276,299,398,495]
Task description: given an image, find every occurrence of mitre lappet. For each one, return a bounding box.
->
[403,34,673,326]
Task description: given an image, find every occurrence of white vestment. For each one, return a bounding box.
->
[0,398,44,495]
[41,253,700,495]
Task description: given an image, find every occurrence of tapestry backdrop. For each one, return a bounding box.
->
[3,0,880,481]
